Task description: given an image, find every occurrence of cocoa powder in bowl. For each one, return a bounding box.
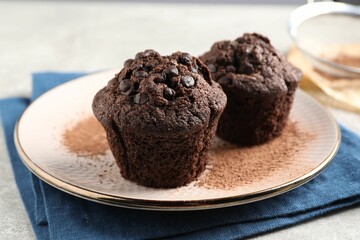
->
[333,54,360,68]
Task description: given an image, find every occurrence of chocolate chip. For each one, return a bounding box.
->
[135,52,143,59]
[190,67,198,73]
[207,64,217,73]
[164,66,179,79]
[145,84,157,94]
[132,64,143,70]
[119,79,133,95]
[133,82,140,90]
[125,69,133,79]
[163,87,176,100]
[218,76,232,85]
[134,93,149,104]
[124,59,133,68]
[161,71,167,80]
[134,70,148,79]
[143,66,152,72]
[143,49,155,57]
[117,74,123,81]
[179,53,192,65]
[154,75,166,83]
[241,62,254,74]
[166,76,179,88]
[181,75,195,88]
[226,65,236,73]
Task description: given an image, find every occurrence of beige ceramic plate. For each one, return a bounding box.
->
[15,70,340,211]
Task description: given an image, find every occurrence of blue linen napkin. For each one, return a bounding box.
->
[1,72,360,240]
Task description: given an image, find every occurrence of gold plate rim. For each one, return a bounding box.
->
[14,74,341,211]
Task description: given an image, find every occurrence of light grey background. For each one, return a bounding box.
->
[0,1,359,240]
[2,0,359,5]
[0,0,308,3]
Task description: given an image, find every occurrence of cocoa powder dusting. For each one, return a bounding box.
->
[62,116,108,158]
[196,121,314,189]
[61,116,313,190]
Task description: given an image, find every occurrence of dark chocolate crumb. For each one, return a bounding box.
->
[153,97,167,106]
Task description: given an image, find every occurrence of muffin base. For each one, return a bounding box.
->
[216,88,296,146]
[104,116,220,188]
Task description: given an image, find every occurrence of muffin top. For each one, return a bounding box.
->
[93,50,226,134]
[200,33,302,95]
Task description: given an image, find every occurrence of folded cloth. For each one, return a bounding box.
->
[1,72,360,240]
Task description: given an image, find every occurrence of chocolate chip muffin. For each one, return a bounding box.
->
[200,33,302,145]
[93,50,226,188]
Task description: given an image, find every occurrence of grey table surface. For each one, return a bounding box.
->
[0,2,359,239]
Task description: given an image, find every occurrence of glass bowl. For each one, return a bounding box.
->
[289,2,360,78]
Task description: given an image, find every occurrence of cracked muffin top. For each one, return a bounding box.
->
[92,50,227,134]
[199,33,302,95]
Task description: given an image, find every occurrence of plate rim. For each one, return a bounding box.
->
[14,71,341,211]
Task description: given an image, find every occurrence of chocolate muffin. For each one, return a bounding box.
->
[92,50,226,188]
[200,33,302,145]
